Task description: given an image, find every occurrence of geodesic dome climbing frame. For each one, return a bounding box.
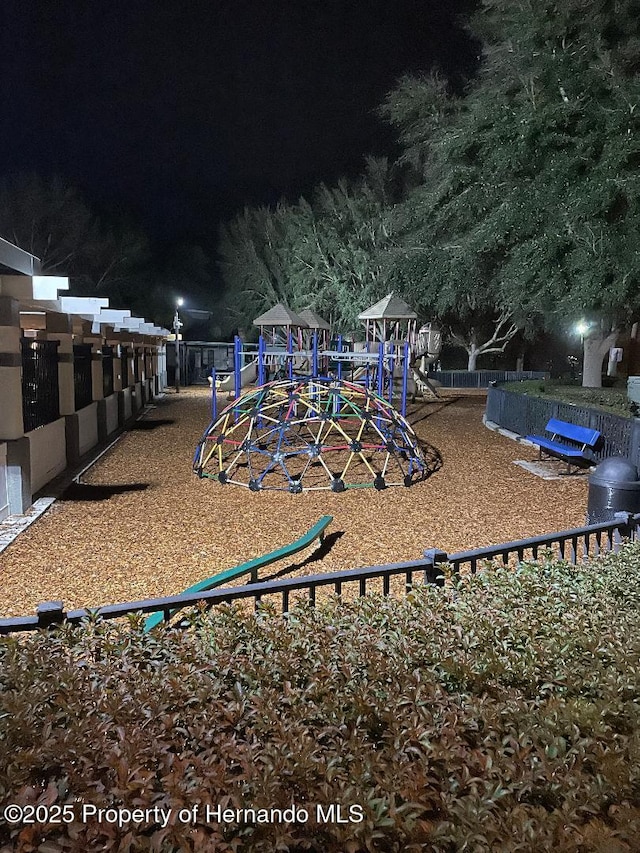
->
[193,379,441,492]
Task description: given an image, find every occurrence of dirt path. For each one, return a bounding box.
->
[0,388,588,617]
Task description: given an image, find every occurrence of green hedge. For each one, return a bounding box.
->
[2,547,640,851]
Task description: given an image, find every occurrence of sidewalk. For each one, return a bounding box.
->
[0,497,55,555]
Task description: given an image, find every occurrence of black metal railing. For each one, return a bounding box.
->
[1,513,638,635]
[443,518,636,574]
[429,370,547,388]
[73,344,93,410]
[102,346,114,398]
[21,339,60,432]
[486,387,640,467]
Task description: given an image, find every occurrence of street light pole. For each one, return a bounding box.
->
[174,298,184,393]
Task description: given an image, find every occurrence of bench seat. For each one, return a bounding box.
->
[525,435,586,458]
[525,418,601,473]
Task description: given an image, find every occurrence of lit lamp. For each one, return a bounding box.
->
[575,320,589,340]
[174,297,184,392]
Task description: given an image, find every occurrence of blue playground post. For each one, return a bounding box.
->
[258,335,266,385]
[211,368,217,421]
[365,340,370,389]
[388,342,395,405]
[401,341,410,417]
[287,331,293,380]
[312,331,318,379]
[377,342,384,398]
[337,335,343,382]
[233,336,242,401]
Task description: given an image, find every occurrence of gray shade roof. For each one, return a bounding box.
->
[298,308,330,330]
[252,303,308,328]
[358,293,417,321]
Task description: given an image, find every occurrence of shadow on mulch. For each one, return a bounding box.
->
[61,482,150,502]
[127,419,175,431]
[408,397,462,428]
[420,442,443,478]
[261,531,345,582]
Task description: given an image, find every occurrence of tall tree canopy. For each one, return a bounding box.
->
[218,158,402,336]
[381,0,640,381]
[0,173,151,310]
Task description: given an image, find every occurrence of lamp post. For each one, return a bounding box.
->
[572,320,590,383]
[173,297,184,392]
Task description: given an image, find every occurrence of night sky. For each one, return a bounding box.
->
[1,1,477,246]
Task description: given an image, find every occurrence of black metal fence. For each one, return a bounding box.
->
[165,342,237,386]
[21,339,60,432]
[429,370,547,388]
[2,513,638,635]
[102,346,114,398]
[486,387,640,467]
[73,344,93,410]
[120,346,129,388]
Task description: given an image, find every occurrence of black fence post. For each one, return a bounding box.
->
[36,601,66,629]
[423,548,448,586]
[73,344,93,411]
[102,345,114,398]
[612,511,634,552]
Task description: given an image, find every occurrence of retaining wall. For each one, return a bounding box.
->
[486,387,640,467]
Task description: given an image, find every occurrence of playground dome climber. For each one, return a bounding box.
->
[193,379,440,493]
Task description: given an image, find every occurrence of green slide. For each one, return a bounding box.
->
[144,515,333,631]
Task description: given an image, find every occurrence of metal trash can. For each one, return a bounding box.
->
[587,457,640,524]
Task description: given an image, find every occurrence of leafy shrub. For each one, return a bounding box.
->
[2,546,640,851]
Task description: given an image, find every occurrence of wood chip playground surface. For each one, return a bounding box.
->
[0,388,589,619]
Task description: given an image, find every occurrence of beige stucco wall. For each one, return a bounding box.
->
[27,418,67,494]
[77,402,99,457]
[132,382,143,414]
[104,393,119,435]
[121,387,132,422]
[0,322,23,441]
[0,367,23,440]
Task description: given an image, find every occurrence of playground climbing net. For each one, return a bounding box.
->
[193,379,440,492]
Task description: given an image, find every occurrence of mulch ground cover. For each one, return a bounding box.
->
[0,388,588,618]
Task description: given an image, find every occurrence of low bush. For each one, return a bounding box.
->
[2,547,640,851]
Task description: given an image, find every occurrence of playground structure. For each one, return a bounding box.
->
[196,295,443,493]
[210,294,443,419]
[193,378,441,492]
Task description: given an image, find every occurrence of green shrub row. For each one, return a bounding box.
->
[1,547,640,851]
